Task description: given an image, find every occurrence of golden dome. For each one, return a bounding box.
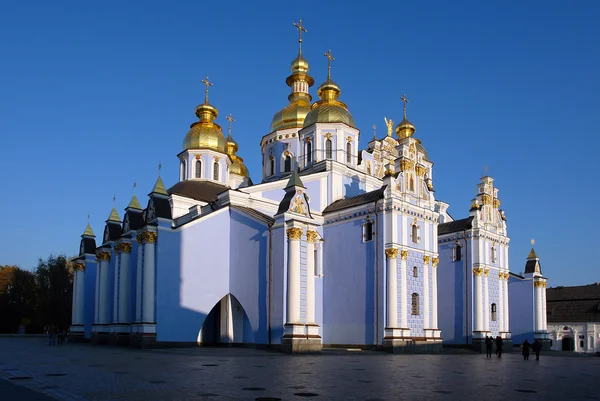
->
[396,117,416,139]
[230,155,249,177]
[183,102,227,153]
[303,78,355,128]
[291,55,309,74]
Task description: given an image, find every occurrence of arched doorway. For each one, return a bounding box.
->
[199,294,254,346]
[562,336,574,351]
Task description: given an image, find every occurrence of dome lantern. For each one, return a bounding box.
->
[395,93,416,139]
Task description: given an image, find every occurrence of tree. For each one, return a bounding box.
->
[0,265,37,333]
[35,255,74,331]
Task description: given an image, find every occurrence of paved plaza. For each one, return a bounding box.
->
[0,338,598,400]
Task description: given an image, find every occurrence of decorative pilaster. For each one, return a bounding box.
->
[399,250,409,329]
[498,272,505,332]
[72,262,86,326]
[305,230,318,324]
[503,272,510,334]
[142,231,157,324]
[112,245,121,324]
[285,227,302,325]
[384,249,411,347]
[431,258,439,330]
[385,248,398,329]
[118,242,132,325]
[483,268,490,332]
[95,251,111,328]
[135,233,143,322]
[423,255,430,330]
[472,267,484,338]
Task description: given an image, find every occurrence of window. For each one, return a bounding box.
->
[366,162,371,175]
[314,246,318,276]
[455,244,462,261]
[364,220,373,242]
[411,293,420,315]
[491,246,496,263]
[195,160,202,178]
[411,224,418,243]
[306,141,312,163]
[413,266,418,277]
[269,157,275,176]
[213,162,219,180]
[325,139,332,159]
[491,303,497,321]
[180,160,187,180]
[346,141,352,163]
[284,155,291,172]
[580,340,584,348]
[409,176,415,191]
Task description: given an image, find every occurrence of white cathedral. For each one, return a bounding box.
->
[70,22,549,353]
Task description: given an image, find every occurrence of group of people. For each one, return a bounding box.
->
[521,339,542,360]
[45,325,67,346]
[484,336,504,358]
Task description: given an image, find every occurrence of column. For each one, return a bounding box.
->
[72,262,85,326]
[142,231,157,323]
[503,273,510,333]
[112,245,121,323]
[431,257,439,329]
[473,267,484,335]
[385,248,398,328]
[423,255,430,328]
[399,250,408,328]
[497,272,505,332]
[483,269,490,332]
[118,243,132,324]
[286,227,302,324]
[135,233,143,322]
[94,260,101,325]
[534,281,544,332]
[96,251,111,325]
[306,230,318,324]
[542,282,548,331]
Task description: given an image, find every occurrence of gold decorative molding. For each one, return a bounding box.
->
[481,194,492,205]
[113,245,120,255]
[401,250,408,260]
[306,230,318,243]
[400,159,415,172]
[286,227,303,240]
[96,251,111,261]
[74,262,85,271]
[143,231,158,244]
[214,156,220,162]
[415,165,426,177]
[325,133,332,140]
[385,248,399,259]
[484,268,490,277]
[423,255,431,264]
[493,199,501,208]
[136,233,143,244]
[473,267,484,276]
[432,257,439,267]
[119,243,132,253]
[534,281,547,288]
[195,154,201,159]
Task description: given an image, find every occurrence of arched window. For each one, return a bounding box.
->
[284,155,291,172]
[409,176,415,191]
[491,303,497,321]
[346,141,352,163]
[455,244,462,261]
[411,293,420,315]
[213,161,219,181]
[413,266,418,277]
[180,160,187,180]
[195,160,202,178]
[307,141,312,163]
[325,139,332,159]
[364,220,373,242]
[411,225,418,243]
[491,246,496,263]
[269,157,274,176]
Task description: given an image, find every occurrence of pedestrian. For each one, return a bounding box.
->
[49,325,56,346]
[57,329,64,346]
[485,336,493,358]
[522,339,530,360]
[532,339,542,360]
[495,336,503,358]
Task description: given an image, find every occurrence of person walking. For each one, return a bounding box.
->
[485,336,493,358]
[495,336,503,358]
[532,339,542,360]
[57,329,64,346]
[522,339,530,360]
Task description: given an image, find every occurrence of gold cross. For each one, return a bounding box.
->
[293,19,307,43]
[372,124,377,139]
[400,94,409,118]
[201,76,213,103]
[158,161,162,176]
[225,113,235,136]
[324,49,335,79]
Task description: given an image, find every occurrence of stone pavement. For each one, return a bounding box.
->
[0,338,599,400]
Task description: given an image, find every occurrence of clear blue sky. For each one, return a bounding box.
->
[0,1,598,286]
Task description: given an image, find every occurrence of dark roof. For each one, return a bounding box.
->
[150,197,172,220]
[231,206,275,225]
[524,260,541,275]
[168,180,229,203]
[322,186,386,214]
[103,222,122,243]
[438,216,474,235]
[285,170,305,190]
[79,237,97,255]
[127,210,145,230]
[547,283,600,323]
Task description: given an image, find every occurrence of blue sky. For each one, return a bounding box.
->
[0,1,598,286]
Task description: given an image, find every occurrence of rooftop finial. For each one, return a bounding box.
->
[400,94,409,119]
[531,238,535,246]
[324,49,335,80]
[158,161,162,177]
[225,113,235,137]
[113,194,116,206]
[87,213,90,224]
[293,19,307,55]
[201,76,213,103]
[372,124,377,140]
[133,180,137,193]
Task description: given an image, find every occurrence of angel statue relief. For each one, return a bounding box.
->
[384,117,394,137]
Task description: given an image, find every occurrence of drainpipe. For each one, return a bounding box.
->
[268,222,273,346]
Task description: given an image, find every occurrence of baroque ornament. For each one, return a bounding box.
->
[120,243,132,253]
[143,231,158,244]
[432,257,439,267]
[74,262,85,271]
[423,255,431,264]
[286,227,303,240]
[136,233,143,244]
[401,250,408,260]
[306,230,319,243]
[385,248,399,259]
[96,251,111,261]
[472,267,484,276]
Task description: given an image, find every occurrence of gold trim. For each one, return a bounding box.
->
[423,255,431,264]
[484,268,490,277]
[473,267,484,276]
[143,232,158,244]
[400,159,415,172]
[385,248,398,259]
[534,281,547,288]
[432,257,439,267]
[493,199,501,208]
[113,245,120,255]
[74,262,85,271]
[286,227,303,240]
[401,250,408,260]
[306,230,318,243]
[96,251,111,261]
[415,165,426,177]
[120,243,132,253]
[136,233,143,244]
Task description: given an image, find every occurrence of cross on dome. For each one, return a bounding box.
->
[531,238,535,246]
[225,113,235,136]
[324,49,335,79]
[293,19,307,54]
[201,77,214,103]
[400,94,409,118]
[158,161,162,176]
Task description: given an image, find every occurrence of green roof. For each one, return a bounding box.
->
[107,207,121,222]
[285,169,305,190]
[527,247,538,259]
[82,223,95,237]
[151,176,168,196]
[127,194,142,210]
